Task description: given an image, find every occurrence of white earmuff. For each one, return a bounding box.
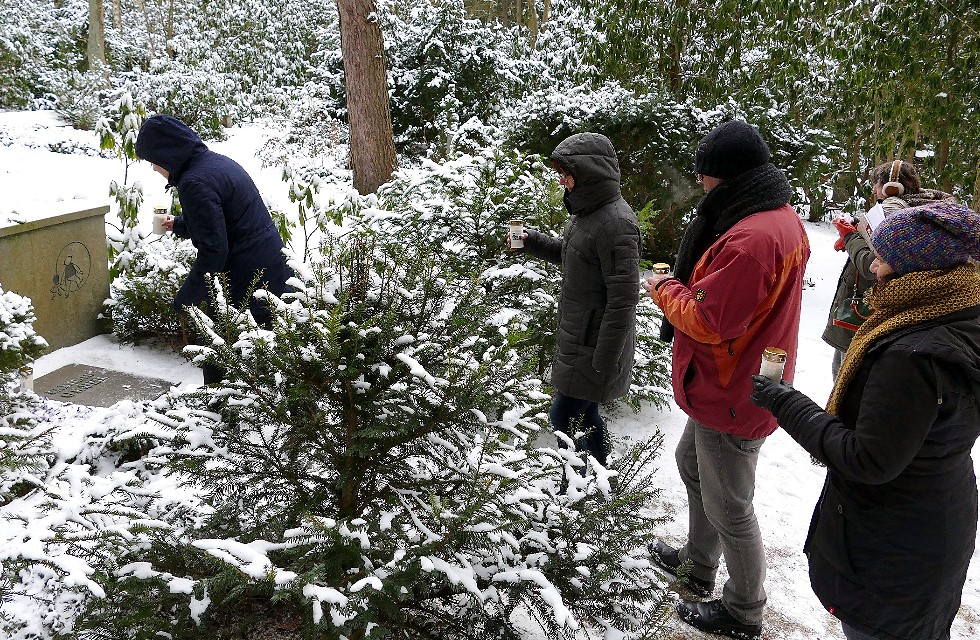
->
[882,159,905,197]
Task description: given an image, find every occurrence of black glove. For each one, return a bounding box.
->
[750,374,796,414]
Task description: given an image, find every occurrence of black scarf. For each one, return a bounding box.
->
[660,163,794,342]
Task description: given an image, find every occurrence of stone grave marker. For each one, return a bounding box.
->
[35,364,173,407]
[0,205,111,350]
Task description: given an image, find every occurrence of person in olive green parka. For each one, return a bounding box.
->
[508,132,640,466]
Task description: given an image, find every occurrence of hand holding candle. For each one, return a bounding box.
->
[152,206,173,235]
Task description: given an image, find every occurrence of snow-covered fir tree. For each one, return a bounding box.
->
[71,232,674,639]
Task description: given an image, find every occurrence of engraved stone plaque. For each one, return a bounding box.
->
[35,364,172,408]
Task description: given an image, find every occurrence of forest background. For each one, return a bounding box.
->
[2,1,980,639]
[4,0,980,250]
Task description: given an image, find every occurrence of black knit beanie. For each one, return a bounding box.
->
[695,121,771,180]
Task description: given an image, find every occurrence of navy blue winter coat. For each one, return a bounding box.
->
[135,115,290,323]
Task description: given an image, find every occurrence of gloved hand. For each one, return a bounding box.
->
[750,374,797,414]
[832,216,857,251]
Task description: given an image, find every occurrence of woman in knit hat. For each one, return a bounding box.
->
[750,200,980,640]
[822,160,956,379]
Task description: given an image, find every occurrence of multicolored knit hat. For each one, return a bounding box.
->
[871,201,980,276]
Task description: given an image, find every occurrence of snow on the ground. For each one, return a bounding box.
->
[0,109,323,233]
[30,333,197,386]
[4,110,980,639]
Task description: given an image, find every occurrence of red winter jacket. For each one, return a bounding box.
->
[654,204,810,439]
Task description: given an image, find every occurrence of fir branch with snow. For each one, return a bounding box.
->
[104,233,196,348]
[0,284,47,379]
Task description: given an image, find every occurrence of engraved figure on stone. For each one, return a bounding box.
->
[50,242,91,298]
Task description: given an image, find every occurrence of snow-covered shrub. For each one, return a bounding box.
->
[0,7,42,109]
[49,68,105,130]
[305,0,550,157]
[382,0,543,156]
[0,283,48,502]
[351,135,671,409]
[77,233,673,639]
[104,234,195,347]
[0,285,47,382]
[121,60,232,141]
[0,0,86,110]
[0,401,185,640]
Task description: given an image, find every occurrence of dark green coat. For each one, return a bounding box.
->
[523,133,640,403]
[823,193,955,351]
[822,231,876,352]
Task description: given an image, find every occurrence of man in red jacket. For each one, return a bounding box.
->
[642,121,810,640]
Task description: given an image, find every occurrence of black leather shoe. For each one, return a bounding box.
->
[677,599,762,640]
[649,540,714,598]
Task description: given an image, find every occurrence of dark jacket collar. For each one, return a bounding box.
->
[867,304,980,362]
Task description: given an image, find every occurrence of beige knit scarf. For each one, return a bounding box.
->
[827,263,980,416]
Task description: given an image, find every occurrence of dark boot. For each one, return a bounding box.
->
[677,599,762,640]
[586,421,612,467]
[649,540,714,598]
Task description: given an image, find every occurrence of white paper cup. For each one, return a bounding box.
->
[152,213,173,235]
[509,220,524,248]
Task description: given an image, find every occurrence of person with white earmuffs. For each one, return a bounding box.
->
[822,159,956,378]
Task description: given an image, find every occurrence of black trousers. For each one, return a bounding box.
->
[549,391,609,466]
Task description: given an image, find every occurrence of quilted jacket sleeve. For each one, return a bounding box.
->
[173,177,229,310]
[522,229,562,265]
[592,216,640,372]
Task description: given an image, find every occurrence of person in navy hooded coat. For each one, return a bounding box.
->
[135,114,291,382]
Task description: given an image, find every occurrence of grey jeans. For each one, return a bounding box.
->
[831,347,847,379]
[675,418,767,625]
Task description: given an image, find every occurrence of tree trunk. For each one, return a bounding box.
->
[140,0,156,61]
[832,133,862,207]
[937,137,952,193]
[166,0,175,57]
[88,0,108,81]
[337,0,398,194]
[528,0,539,47]
[497,0,514,25]
[111,0,121,30]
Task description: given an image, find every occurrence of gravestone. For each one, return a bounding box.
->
[35,364,173,408]
[0,205,110,350]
